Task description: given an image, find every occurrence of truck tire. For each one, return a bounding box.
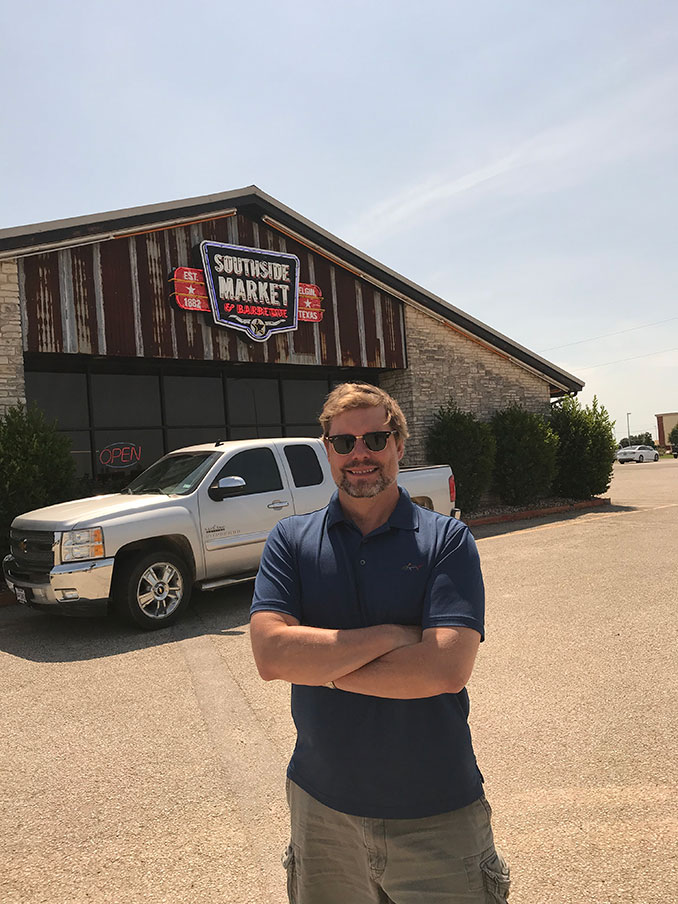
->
[113,550,192,630]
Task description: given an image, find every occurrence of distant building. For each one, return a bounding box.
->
[656,412,678,447]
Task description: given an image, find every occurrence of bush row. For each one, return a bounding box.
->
[426,396,617,512]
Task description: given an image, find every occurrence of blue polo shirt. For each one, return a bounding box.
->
[250,488,485,819]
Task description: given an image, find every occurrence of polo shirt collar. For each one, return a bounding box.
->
[327,486,419,532]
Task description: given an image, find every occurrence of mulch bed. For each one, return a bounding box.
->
[465,496,611,526]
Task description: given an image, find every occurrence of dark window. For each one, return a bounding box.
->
[167,428,225,452]
[282,379,328,425]
[24,372,89,429]
[226,379,280,425]
[62,430,92,477]
[284,444,324,487]
[94,429,164,475]
[286,423,322,438]
[91,374,161,428]
[217,448,283,494]
[164,375,225,427]
[230,425,283,440]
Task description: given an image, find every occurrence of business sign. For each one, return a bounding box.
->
[170,266,210,312]
[298,283,325,323]
[168,262,324,330]
[99,442,142,469]
[200,241,300,342]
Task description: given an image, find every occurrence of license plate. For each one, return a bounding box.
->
[15,587,27,604]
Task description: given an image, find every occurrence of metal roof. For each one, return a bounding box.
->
[0,185,583,395]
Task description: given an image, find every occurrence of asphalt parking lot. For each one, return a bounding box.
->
[1,460,676,903]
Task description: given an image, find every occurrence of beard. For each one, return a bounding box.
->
[338,462,397,498]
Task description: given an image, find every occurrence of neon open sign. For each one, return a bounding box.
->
[99,443,142,469]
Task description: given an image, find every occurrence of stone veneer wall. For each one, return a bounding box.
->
[0,259,25,417]
[380,304,552,467]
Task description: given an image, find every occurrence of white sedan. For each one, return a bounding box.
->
[616,445,659,463]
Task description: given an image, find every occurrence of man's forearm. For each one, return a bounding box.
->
[332,641,463,699]
[256,622,420,685]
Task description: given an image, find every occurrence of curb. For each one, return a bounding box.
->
[466,497,611,527]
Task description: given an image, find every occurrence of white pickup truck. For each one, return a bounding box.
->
[3,437,459,630]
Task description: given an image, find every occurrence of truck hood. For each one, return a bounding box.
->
[11,493,178,531]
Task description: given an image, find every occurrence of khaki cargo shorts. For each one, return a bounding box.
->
[283,779,510,903]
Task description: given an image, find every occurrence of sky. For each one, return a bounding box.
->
[1,0,677,441]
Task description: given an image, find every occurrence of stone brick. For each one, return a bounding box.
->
[380,305,552,466]
[0,258,26,417]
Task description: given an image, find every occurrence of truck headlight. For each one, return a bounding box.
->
[61,528,105,562]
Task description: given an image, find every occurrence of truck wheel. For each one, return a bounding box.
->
[114,551,191,630]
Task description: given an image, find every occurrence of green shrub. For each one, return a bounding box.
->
[426,401,496,512]
[0,403,79,558]
[549,395,616,499]
[491,405,558,505]
[669,424,678,446]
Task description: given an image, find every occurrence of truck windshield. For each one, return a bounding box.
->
[124,452,220,496]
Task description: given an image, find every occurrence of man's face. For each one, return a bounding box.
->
[324,405,404,498]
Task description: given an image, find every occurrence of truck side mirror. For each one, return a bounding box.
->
[209,475,247,501]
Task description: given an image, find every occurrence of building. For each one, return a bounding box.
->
[0,186,583,478]
[655,412,678,448]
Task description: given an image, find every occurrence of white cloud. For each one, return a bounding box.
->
[345,61,678,247]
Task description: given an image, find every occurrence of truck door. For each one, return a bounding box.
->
[198,446,293,578]
[280,441,330,514]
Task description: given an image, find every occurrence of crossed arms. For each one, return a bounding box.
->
[249,611,481,699]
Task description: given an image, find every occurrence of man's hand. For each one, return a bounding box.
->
[332,626,481,699]
[250,611,422,686]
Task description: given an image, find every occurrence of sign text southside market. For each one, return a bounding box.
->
[200,241,300,342]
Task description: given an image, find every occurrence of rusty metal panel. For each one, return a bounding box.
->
[57,250,77,354]
[133,234,173,358]
[70,246,99,355]
[21,254,63,353]
[360,283,381,368]
[310,253,338,367]
[97,239,136,357]
[372,291,386,367]
[380,292,406,368]
[332,265,362,367]
[235,214,256,248]
[17,210,406,369]
[163,227,206,361]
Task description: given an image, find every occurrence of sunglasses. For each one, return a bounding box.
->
[326,431,397,455]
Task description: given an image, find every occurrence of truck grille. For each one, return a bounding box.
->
[9,529,55,571]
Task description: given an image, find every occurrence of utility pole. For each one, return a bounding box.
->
[626,412,632,445]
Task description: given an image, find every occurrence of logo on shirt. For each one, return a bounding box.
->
[402,562,424,572]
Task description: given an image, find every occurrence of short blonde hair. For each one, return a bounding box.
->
[319,382,410,441]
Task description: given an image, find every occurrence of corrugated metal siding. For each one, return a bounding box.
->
[18,212,406,369]
[22,254,62,353]
[70,246,98,355]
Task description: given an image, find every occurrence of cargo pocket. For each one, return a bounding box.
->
[282,843,298,903]
[480,848,510,902]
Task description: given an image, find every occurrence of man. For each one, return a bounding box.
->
[250,383,510,903]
